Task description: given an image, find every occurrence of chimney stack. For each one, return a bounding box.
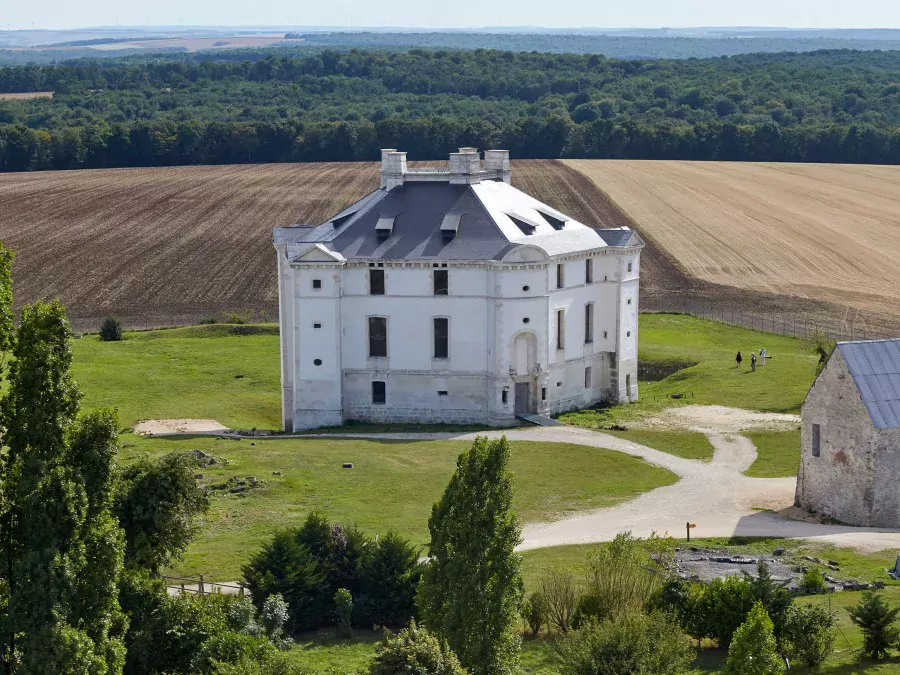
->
[449,148,482,185]
[484,149,511,184]
[380,149,407,190]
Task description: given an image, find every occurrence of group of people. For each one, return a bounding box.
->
[735,347,767,371]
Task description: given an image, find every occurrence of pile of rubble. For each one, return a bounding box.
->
[673,547,884,593]
[207,475,264,497]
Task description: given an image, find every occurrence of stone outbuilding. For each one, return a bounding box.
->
[796,338,900,527]
[273,148,643,431]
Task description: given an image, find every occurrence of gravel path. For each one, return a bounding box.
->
[313,425,900,553]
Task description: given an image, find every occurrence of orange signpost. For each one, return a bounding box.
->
[686,522,697,542]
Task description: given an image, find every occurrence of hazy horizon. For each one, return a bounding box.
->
[3,0,900,33]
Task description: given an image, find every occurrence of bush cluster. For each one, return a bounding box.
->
[242,513,422,632]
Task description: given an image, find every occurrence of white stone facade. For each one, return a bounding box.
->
[796,341,900,527]
[274,149,642,431]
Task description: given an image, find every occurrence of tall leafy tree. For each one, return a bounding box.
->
[0,285,126,673]
[417,436,524,675]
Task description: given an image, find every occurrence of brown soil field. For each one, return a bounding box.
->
[88,36,304,52]
[566,160,900,335]
[1,159,896,336]
[0,161,625,331]
[0,92,53,100]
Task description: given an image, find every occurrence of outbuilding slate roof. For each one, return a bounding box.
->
[275,180,642,262]
[838,339,900,429]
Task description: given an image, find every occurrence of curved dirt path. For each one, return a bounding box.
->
[311,426,900,553]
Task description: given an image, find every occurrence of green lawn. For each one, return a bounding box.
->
[744,429,802,478]
[128,434,676,579]
[600,429,716,462]
[72,325,282,429]
[561,314,818,430]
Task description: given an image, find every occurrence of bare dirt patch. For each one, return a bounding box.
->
[133,419,229,436]
[645,405,801,434]
[0,91,53,100]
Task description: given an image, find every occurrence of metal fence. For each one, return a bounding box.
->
[649,298,894,343]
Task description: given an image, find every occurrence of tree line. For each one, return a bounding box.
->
[2,116,900,172]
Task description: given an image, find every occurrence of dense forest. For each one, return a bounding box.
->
[1,48,900,171]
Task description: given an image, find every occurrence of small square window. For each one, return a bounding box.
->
[438,390,448,396]
[556,381,562,387]
[312,279,322,290]
[313,323,322,329]
[627,298,632,305]
[372,381,386,404]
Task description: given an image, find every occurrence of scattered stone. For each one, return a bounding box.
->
[229,486,247,494]
[250,442,256,446]
[272,471,281,476]
[190,449,209,460]
[210,482,229,490]
[234,374,245,379]
[205,457,218,466]
[194,473,203,479]
[248,477,258,487]
[875,581,886,589]
[342,463,354,469]
[773,547,785,557]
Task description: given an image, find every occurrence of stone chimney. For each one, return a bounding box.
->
[449,148,482,185]
[484,149,511,184]
[380,149,407,190]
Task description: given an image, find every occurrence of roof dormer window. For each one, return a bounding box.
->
[539,210,567,230]
[331,210,357,228]
[508,214,536,236]
[376,215,396,240]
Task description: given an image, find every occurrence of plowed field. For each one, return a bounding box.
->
[0,161,631,330]
[566,160,900,332]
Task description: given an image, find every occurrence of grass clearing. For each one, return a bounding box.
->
[561,314,817,430]
[744,429,802,477]
[72,325,281,429]
[131,435,676,579]
[600,428,716,461]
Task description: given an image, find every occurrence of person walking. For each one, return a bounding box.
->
[760,347,766,366]
[751,352,757,372]
[736,351,743,369]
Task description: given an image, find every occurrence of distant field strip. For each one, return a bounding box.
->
[565,160,900,319]
[0,91,53,99]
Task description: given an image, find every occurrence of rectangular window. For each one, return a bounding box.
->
[541,387,547,401]
[627,262,633,273]
[369,269,385,295]
[433,318,449,359]
[584,366,592,388]
[584,303,594,344]
[372,381,386,404]
[556,309,565,351]
[368,317,387,358]
[433,270,448,296]
[312,279,322,290]
[501,390,508,404]
[585,258,593,284]
[556,263,565,289]
[812,424,821,457]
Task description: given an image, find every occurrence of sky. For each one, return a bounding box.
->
[3,0,900,31]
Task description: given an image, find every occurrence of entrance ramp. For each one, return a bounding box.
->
[515,413,564,426]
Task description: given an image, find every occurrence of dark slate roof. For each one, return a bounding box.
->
[277,181,642,262]
[838,339,900,429]
[301,183,515,261]
[597,229,643,248]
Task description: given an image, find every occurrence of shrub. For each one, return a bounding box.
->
[243,514,421,633]
[198,316,220,325]
[369,621,467,675]
[335,588,353,632]
[744,561,793,645]
[99,316,123,341]
[849,590,900,659]
[703,575,757,648]
[538,570,578,633]
[800,566,827,593]
[522,592,546,636]
[557,611,693,675]
[573,532,663,627]
[784,604,835,671]
[725,602,785,675]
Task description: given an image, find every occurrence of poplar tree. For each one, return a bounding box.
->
[417,436,524,675]
[0,259,126,675]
